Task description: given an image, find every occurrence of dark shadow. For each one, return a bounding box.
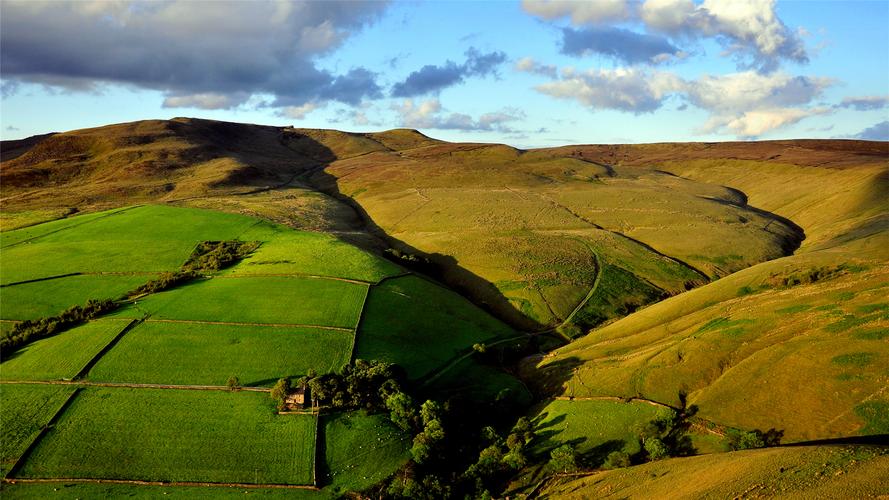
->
[782,434,889,447]
[314,412,331,488]
[581,439,625,468]
[700,195,806,255]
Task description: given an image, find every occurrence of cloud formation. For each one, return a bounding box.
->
[391,48,507,97]
[0,0,388,109]
[524,0,808,71]
[854,120,889,141]
[836,95,889,111]
[395,99,523,132]
[561,26,683,64]
[533,66,832,136]
[515,57,558,78]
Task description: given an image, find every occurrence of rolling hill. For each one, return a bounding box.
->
[1,118,886,498]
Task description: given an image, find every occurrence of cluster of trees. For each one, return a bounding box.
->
[383,248,439,275]
[727,428,783,450]
[184,240,260,272]
[129,240,259,297]
[0,299,117,357]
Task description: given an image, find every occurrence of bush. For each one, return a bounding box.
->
[644,438,669,460]
[227,376,241,391]
[603,450,631,469]
[727,428,783,451]
[548,444,578,473]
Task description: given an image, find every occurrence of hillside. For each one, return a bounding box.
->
[1,118,886,497]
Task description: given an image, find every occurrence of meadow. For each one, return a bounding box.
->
[0,320,130,381]
[0,275,147,320]
[88,321,353,386]
[355,275,514,379]
[109,276,367,328]
[0,384,76,477]
[18,388,317,485]
[322,411,411,494]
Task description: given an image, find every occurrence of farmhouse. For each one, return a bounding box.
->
[283,388,306,410]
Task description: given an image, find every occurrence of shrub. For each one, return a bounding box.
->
[644,437,669,460]
[604,450,632,469]
[549,444,578,473]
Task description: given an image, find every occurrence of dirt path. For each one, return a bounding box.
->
[0,379,271,392]
[144,318,354,332]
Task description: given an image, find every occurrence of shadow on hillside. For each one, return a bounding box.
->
[288,134,547,333]
[703,195,806,255]
[783,434,889,447]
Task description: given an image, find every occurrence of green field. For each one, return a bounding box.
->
[1,320,129,381]
[322,411,410,493]
[17,388,316,485]
[0,384,76,476]
[0,275,147,320]
[232,222,401,282]
[0,205,258,284]
[89,322,353,386]
[0,483,324,499]
[355,275,514,378]
[0,208,131,248]
[532,399,671,460]
[109,276,367,328]
[423,356,534,408]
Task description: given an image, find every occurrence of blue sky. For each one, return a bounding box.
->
[1,0,887,147]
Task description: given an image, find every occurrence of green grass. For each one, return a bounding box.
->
[422,356,534,407]
[0,208,131,248]
[232,222,401,282]
[89,322,353,386]
[0,483,325,499]
[854,401,889,434]
[532,399,671,461]
[0,275,147,320]
[831,352,876,367]
[0,205,258,284]
[111,277,367,329]
[571,264,666,330]
[0,384,76,476]
[322,411,410,493]
[17,388,316,485]
[355,275,513,379]
[1,320,129,381]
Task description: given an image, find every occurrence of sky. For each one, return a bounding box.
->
[1,0,887,148]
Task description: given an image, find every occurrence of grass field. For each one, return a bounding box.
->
[0,320,130,381]
[231,222,401,282]
[538,444,889,499]
[88,321,353,386]
[17,388,316,485]
[0,205,258,284]
[355,275,514,379]
[0,208,131,248]
[0,275,148,320]
[532,399,670,460]
[322,411,410,493]
[0,384,76,476]
[109,276,367,328]
[422,356,534,408]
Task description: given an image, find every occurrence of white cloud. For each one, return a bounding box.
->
[837,95,889,111]
[684,71,832,113]
[702,107,831,137]
[394,99,524,132]
[162,92,248,110]
[521,0,633,25]
[515,57,558,78]
[535,67,684,113]
[279,101,325,119]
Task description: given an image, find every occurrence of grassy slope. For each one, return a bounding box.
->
[18,388,316,485]
[88,321,353,387]
[0,320,129,381]
[0,384,76,476]
[529,150,889,442]
[539,445,889,499]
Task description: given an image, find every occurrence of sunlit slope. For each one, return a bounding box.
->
[530,150,889,442]
[538,444,889,499]
[316,142,802,330]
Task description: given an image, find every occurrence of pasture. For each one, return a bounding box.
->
[88,321,353,386]
[232,222,401,282]
[0,384,76,476]
[355,275,513,379]
[0,275,147,320]
[532,399,670,459]
[322,411,410,493]
[17,388,316,485]
[0,320,129,381]
[110,276,367,328]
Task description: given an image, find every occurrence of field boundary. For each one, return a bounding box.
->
[311,411,321,487]
[348,283,372,363]
[70,318,142,380]
[6,388,82,479]
[0,380,271,393]
[144,318,354,332]
[216,273,372,285]
[2,477,319,490]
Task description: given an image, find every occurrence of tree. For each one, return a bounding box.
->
[227,376,240,391]
[548,444,578,473]
[386,391,416,431]
[644,437,669,460]
[270,377,291,409]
